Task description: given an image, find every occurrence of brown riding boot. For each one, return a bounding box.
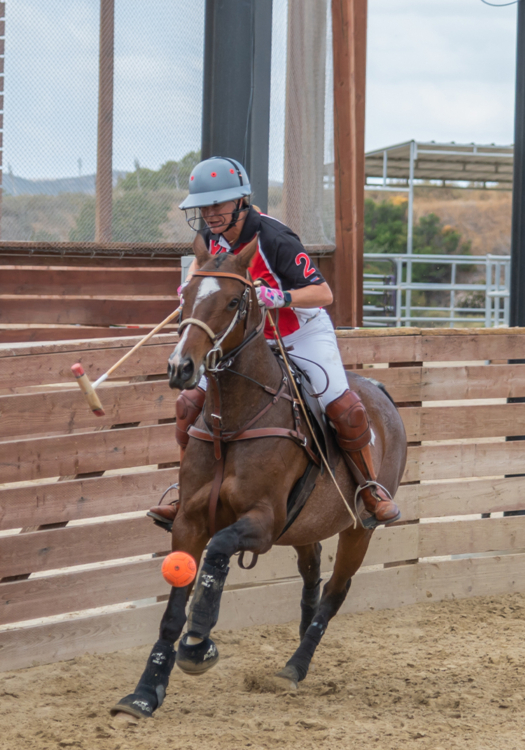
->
[325,390,401,527]
[148,386,206,525]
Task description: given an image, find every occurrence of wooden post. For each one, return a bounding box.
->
[331,0,367,327]
[283,0,327,243]
[0,3,5,241]
[95,0,114,243]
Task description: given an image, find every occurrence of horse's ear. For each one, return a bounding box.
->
[235,234,259,272]
[193,232,211,267]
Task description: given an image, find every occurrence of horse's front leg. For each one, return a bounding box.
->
[176,511,272,675]
[111,521,208,720]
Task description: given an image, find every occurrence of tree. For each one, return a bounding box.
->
[69,192,171,242]
[117,152,201,193]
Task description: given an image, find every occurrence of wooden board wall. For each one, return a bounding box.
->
[0,264,181,341]
[1,327,525,672]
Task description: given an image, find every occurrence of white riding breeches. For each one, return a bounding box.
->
[279,309,349,410]
[198,309,349,411]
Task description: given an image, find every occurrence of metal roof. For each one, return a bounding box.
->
[364,140,514,189]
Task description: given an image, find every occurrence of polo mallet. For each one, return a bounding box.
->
[72,305,182,416]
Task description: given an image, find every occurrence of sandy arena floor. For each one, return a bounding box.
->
[1,592,524,750]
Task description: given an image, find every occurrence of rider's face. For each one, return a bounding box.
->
[200,200,239,235]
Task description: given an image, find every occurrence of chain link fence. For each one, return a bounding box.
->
[2,0,334,250]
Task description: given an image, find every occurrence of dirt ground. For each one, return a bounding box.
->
[1,592,524,750]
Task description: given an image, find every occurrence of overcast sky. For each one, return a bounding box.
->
[4,0,519,181]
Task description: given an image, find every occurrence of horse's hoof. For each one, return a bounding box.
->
[176,634,219,675]
[112,711,140,726]
[274,665,299,691]
[109,693,156,720]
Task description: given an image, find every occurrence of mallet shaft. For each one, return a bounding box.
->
[96,305,182,385]
[72,305,181,416]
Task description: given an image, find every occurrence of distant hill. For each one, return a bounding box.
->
[3,171,127,197]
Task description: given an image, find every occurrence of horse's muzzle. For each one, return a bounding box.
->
[168,356,196,390]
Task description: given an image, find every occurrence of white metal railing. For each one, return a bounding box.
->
[363,253,510,328]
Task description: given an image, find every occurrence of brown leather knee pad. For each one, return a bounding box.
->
[175,386,206,449]
[325,389,371,452]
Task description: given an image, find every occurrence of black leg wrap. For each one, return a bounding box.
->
[185,556,229,639]
[176,633,220,675]
[299,579,322,640]
[285,613,328,683]
[110,639,176,719]
[159,585,188,644]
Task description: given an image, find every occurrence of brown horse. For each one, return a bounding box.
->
[112,235,407,720]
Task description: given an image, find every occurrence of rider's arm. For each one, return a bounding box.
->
[185,257,200,283]
[288,282,333,308]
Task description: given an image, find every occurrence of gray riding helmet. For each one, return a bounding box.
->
[179,156,252,209]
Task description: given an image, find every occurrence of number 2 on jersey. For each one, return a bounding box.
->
[295,252,316,278]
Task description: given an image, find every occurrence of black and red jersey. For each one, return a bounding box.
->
[202,207,325,338]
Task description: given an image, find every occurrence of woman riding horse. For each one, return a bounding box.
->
[150,156,400,528]
[112,162,407,719]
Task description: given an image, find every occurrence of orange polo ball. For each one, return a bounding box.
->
[161,551,197,587]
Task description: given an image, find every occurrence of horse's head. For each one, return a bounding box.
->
[168,233,260,390]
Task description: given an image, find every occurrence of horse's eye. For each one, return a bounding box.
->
[227,298,240,311]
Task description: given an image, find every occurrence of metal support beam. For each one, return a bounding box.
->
[331,0,367,327]
[201,0,272,212]
[510,0,525,327]
[95,0,114,243]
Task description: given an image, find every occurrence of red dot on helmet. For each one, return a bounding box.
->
[190,176,194,181]
[230,169,235,174]
[211,172,217,177]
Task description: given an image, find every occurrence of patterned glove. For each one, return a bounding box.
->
[177,280,189,303]
[256,286,287,309]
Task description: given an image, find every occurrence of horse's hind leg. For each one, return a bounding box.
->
[295,543,322,640]
[276,527,371,689]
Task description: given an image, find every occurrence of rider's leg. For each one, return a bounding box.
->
[148,382,206,524]
[324,390,400,524]
[284,310,400,526]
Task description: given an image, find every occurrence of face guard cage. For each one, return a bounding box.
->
[183,202,251,233]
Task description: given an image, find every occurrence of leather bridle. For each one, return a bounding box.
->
[178,270,259,373]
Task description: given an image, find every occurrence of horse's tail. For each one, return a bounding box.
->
[365,377,397,409]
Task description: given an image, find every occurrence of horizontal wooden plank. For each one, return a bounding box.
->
[0,380,177,439]
[400,402,525,442]
[0,296,179,326]
[0,326,176,344]
[0,467,179,531]
[420,331,525,363]
[417,551,525,601]
[396,476,525,522]
[371,363,525,403]
[0,516,170,579]
[419,516,525,558]
[0,334,179,388]
[0,423,179,484]
[336,328,525,365]
[0,266,181,296]
[403,440,525,482]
